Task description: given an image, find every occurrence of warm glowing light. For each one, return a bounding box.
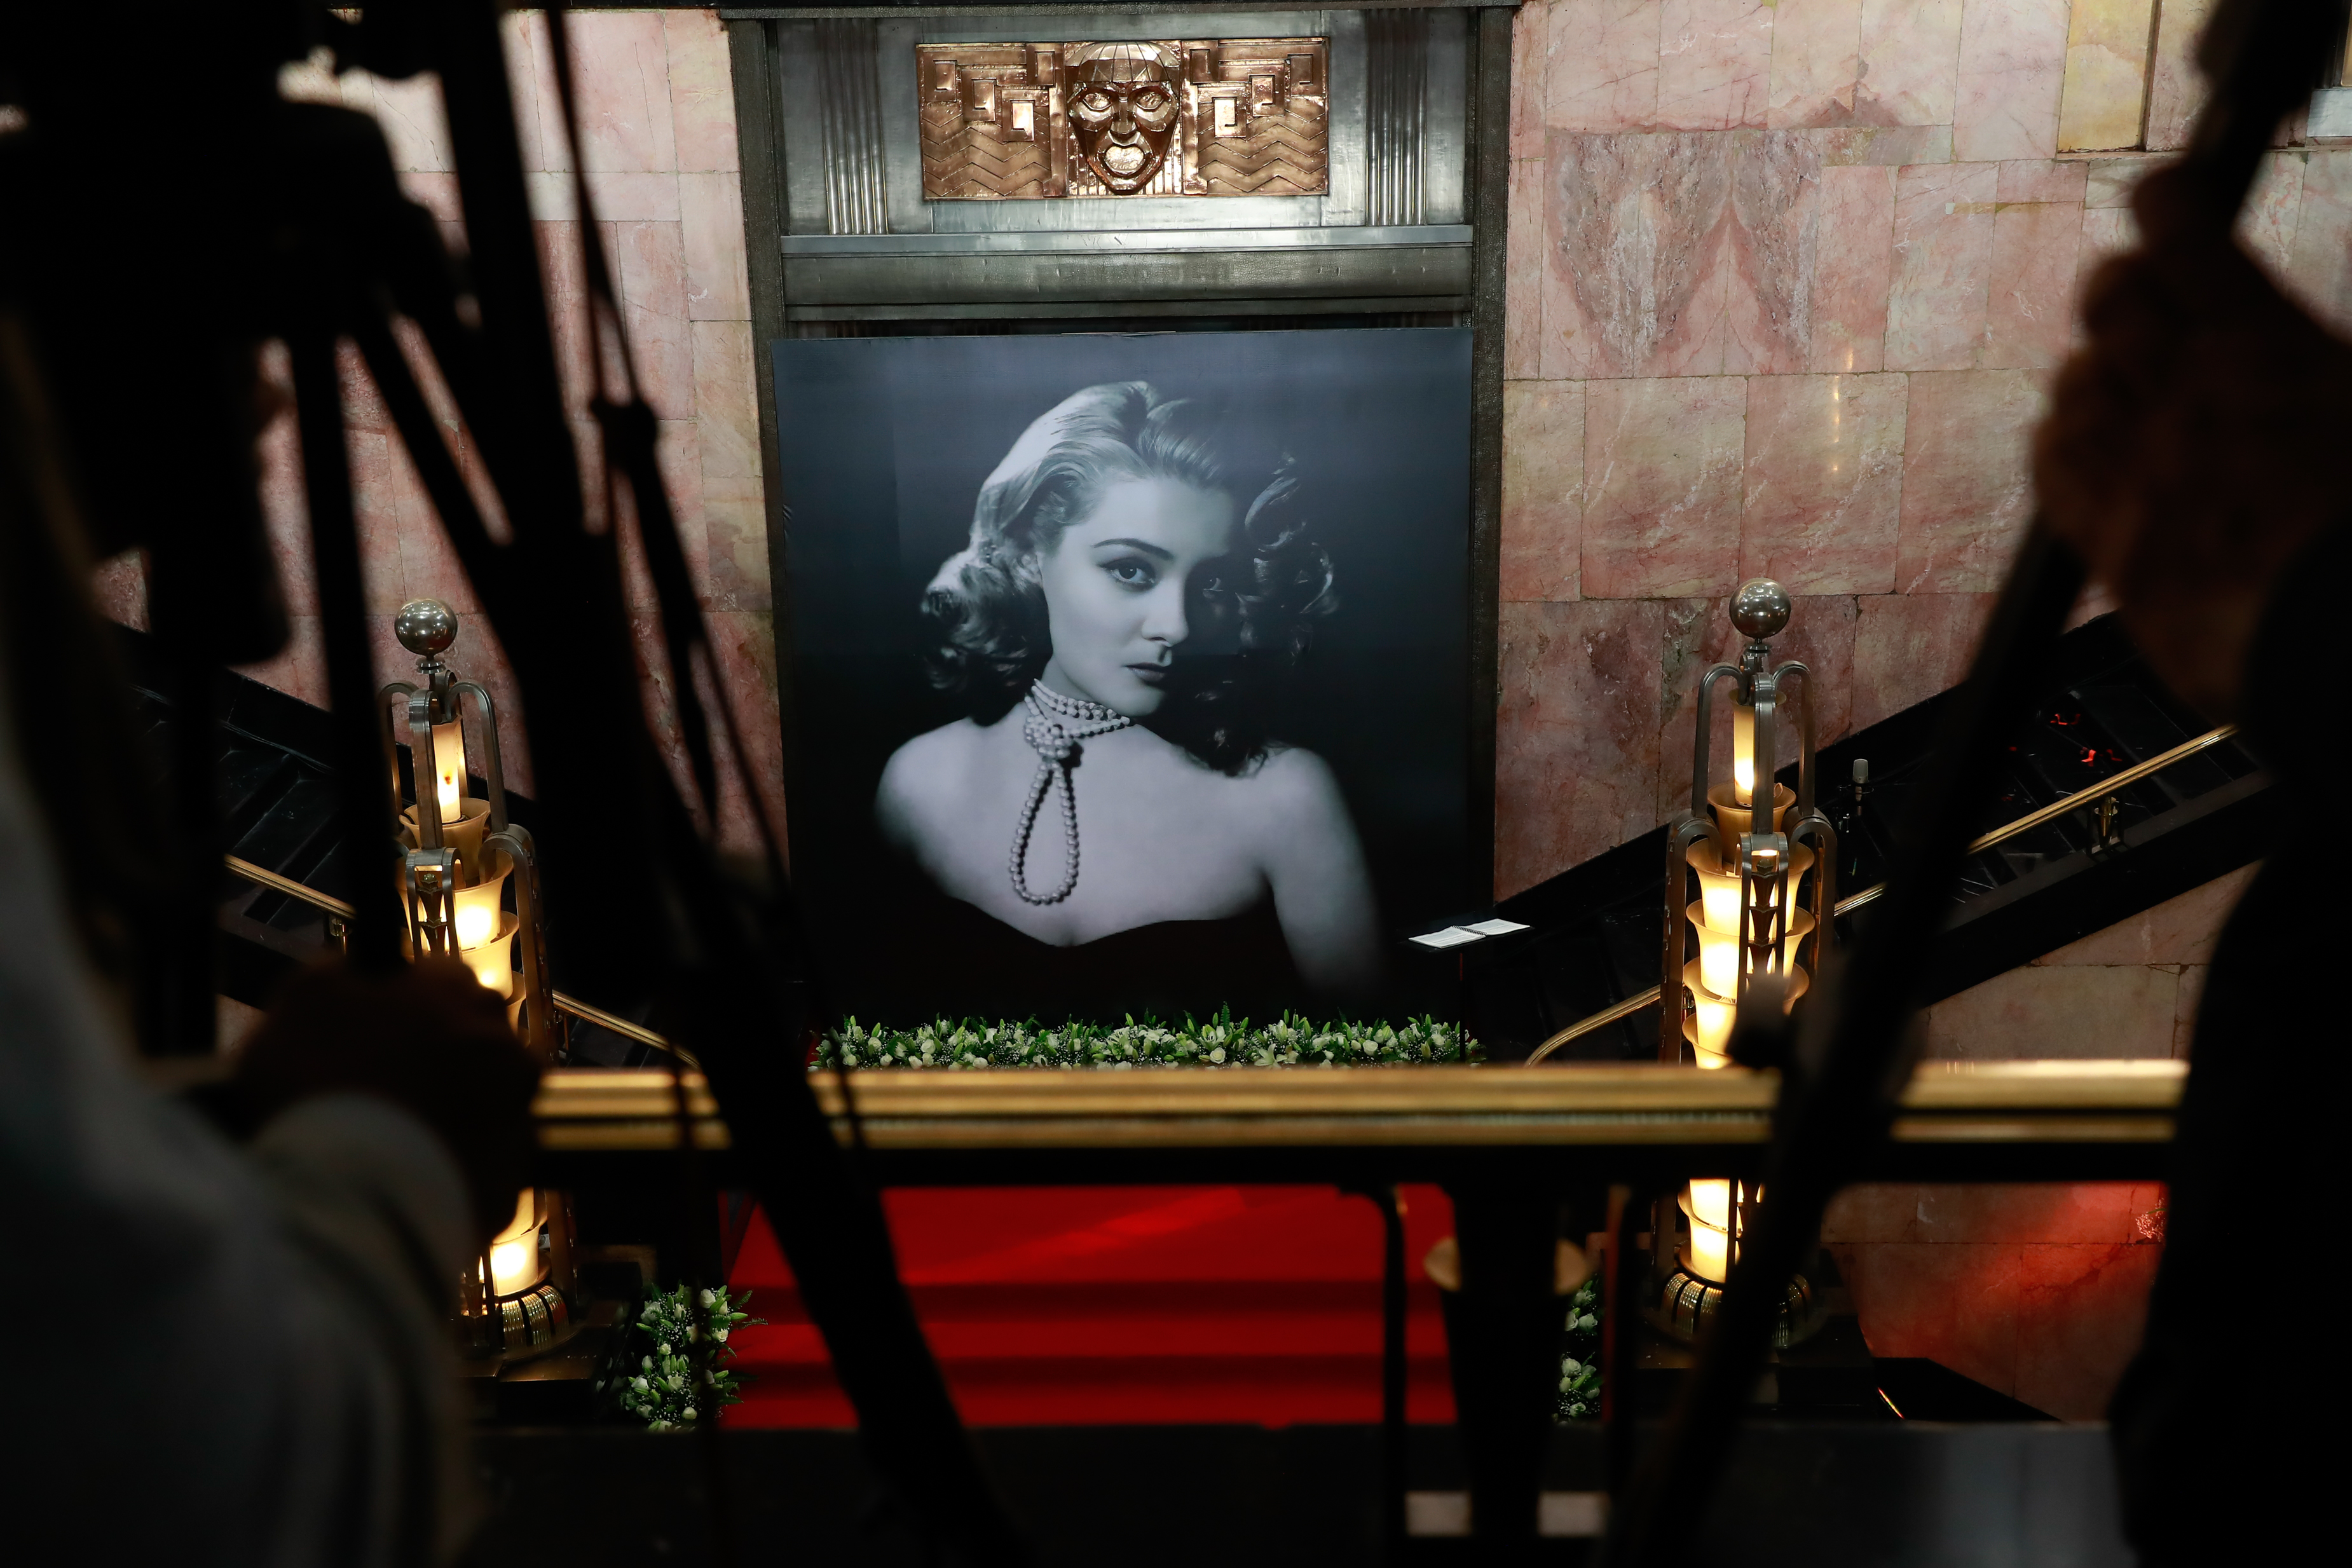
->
[482,1190,544,1295]
[1689,1178,1733,1231]
[1690,988,1736,1063]
[1731,702,1756,806]
[472,948,515,999]
[432,719,468,825]
[1682,1180,1759,1284]
[452,850,512,950]
[490,1238,537,1295]
[1691,906,1814,1000]
[1687,1210,1730,1282]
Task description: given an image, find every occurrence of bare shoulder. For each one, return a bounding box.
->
[876,719,987,840]
[1231,742,1350,825]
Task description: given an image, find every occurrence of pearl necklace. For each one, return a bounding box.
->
[1010,681,1133,905]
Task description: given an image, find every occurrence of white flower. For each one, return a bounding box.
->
[682,1407,697,1422]
[642,1356,653,1372]
[699,1288,716,1308]
[1560,1377,1573,1393]
[632,1377,648,1393]
[1208,1047,1226,1064]
[1562,1358,1582,1375]
[713,1327,728,1342]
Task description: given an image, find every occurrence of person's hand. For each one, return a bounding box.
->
[235,958,542,1246]
[2033,164,2352,719]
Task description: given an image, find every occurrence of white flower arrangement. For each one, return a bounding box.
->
[596,1283,762,1430]
[815,1009,1480,1072]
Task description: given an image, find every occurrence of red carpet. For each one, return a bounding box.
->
[725,1185,1460,1428]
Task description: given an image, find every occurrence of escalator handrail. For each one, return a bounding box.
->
[1525,723,2241,1064]
[221,852,695,1067]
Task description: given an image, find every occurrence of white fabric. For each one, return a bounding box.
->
[0,646,474,1562]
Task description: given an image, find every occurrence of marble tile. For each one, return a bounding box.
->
[1823,1182,2161,1246]
[664,6,740,174]
[1505,157,1547,379]
[1546,0,1662,133]
[2076,205,2139,289]
[2143,0,2212,153]
[1494,599,1669,897]
[2056,0,2159,154]
[1657,0,1775,132]
[91,550,148,631]
[536,220,595,414]
[337,338,390,435]
[681,172,750,322]
[1581,376,1746,597]
[1722,130,1826,374]
[2013,1241,2159,1420]
[1767,0,1861,129]
[1740,372,1906,593]
[1849,589,1992,728]
[1500,381,1585,602]
[503,9,562,174]
[353,71,455,174]
[1953,0,2068,163]
[1657,590,1856,818]
[1996,159,2087,203]
[702,498,775,615]
[1542,132,1733,378]
[2037,865,2258,968]
[582,169,681,222]
[2173,963,2207,1057]
[2285,151,2352,338]
[1512,0,1550,158]
[1815,123,1952,165]
[693,319,764,506]
[708,609,790,858]
[614,221,695,421]
[236,613,327,707]
[1810,163,1895,371]
[1924,962,2181,1059]
[1853,0,1962,126]
[2084,157,2150,208]
[345,428,409,613]
[566,10,678,173]
[1984,198,2082,369]
[2238,151,2306,281]
[1831,1240,2023,1397]
[1896,368,2041,590]
[397,170,464,228]
[1884,161,1997,371]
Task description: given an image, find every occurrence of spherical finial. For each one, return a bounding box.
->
[1728,578,1791,641]
[394,599,459,658]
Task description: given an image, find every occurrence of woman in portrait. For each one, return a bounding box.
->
[876,381,1380,1006]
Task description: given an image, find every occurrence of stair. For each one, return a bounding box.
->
[1472,614,2271,1060]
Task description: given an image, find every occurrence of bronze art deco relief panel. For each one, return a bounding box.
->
[917,39,1331,200]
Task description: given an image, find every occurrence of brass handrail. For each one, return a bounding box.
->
[532,1058,2185,1157]
[222,852,692,1065]
[1525,723,2243,1064]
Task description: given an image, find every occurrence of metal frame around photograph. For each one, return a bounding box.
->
[728,3,1515,915]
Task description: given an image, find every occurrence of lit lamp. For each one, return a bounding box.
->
[1650,580,1833,1344]
[379,599,571,1356]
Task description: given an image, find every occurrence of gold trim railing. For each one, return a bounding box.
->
[533,1059,2185,1157]
[1526,724,2242,1064]
[222,852,689,1064]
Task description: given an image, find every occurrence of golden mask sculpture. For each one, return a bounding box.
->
[917,38,1330,200]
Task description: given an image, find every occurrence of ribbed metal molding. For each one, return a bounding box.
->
[1364,8,1429,227]
[816,17,889,234]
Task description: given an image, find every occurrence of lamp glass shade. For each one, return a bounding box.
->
[452,849,512,951]
[1690,904,1815,999]
[431,719,468,825]
[486,1190,543,1296]
[1731,702,1755,806]
[1691,989,1737,1063]
[1687,840,1815,934]
[1706,781,1795,862]
[466,911,521,999]
[401,798,492,878]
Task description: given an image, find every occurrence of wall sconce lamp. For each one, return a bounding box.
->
[1651,580,1832,1345]
[381,598,571,1356]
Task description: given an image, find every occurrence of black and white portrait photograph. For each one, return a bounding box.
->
[775,329,1472,1025]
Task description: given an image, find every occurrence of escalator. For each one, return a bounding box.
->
[1471,614,2273,1061]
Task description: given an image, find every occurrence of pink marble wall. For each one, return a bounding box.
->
[94,11,781,855]
[1500,2,2352,901]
